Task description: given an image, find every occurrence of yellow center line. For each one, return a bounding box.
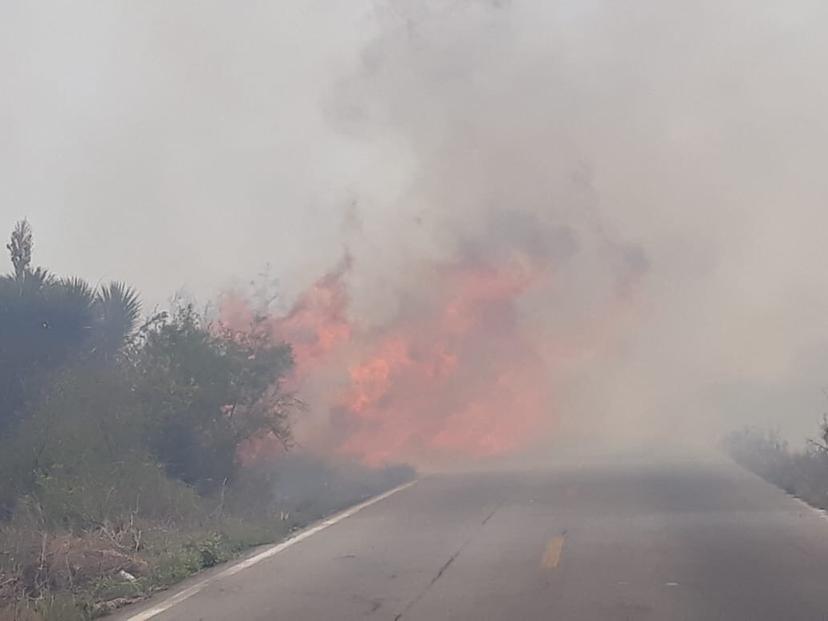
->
[541,534,566,569]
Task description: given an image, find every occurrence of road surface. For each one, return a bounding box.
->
[116,458,828,620]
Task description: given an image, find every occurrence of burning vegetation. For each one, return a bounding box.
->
[222,218,644,468]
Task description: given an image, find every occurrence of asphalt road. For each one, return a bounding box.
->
[116,458,828,620]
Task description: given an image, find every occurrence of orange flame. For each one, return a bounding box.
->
[269,257,352,380]
[291,254,553,465]
[222,244,640,467]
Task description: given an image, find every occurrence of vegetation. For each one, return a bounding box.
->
[724,422,828,509]
[0,220,414,620]
[0,222,141,438]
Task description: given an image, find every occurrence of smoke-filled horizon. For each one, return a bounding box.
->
[3,1,828,457]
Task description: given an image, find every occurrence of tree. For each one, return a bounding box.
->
[129,306,295,491]
[0,218,300,521]
[6,219,32,280]
[92,282,142,359]
[0,221,142,433]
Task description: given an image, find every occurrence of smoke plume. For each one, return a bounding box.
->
[5,1,828,461]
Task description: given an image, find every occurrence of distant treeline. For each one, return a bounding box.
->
[725,422,828,509]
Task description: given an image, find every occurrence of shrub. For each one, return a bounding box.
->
[724,426,828,508]
[128,306,295,492]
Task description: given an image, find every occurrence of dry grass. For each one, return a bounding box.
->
[0,456,415,619]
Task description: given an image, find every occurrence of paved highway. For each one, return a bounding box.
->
[116,458,828,620]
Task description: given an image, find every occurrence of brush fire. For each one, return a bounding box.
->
[221,226,643,468]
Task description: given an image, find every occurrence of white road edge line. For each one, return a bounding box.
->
[730,459,828,523]
[788,493,828,522]
[124,479,419,621]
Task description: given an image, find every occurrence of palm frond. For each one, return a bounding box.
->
[18,267,55,295]
[94,282,142,356]
[57,276,95,300]
[47,276,96,314]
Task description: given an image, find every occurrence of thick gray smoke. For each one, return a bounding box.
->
[3,1,828,452]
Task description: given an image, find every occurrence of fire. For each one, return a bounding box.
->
[269,256,352,380]
[222,242,642,467]
[323,257,549,465]
[252,251,553,466]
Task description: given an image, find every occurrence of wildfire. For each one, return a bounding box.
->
[221,250,550,466]
[221,240,640,467]
[269,257,352,381]
[322,257,547,465]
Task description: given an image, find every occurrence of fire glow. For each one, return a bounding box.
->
[222,251,558,467]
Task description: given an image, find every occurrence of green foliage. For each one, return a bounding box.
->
[0,219,299,524]
[186,533,224,568]
[92,283,141,359]
[0,218,414,619]
[0,273,95,433]
[0,365,202,528]
[34,594,89,621]
[129,306,294,491]
[0,221,144,435]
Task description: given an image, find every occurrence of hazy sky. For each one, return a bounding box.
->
[1,1,378,305]
[4,1,828,446]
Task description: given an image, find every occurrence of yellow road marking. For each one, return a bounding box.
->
[541,534,566,569]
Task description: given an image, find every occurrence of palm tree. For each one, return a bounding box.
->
[0,274,94,432]
[6,219,32,281]
[0,221,142,432]
[92,282,142,358]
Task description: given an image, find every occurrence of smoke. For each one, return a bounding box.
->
[218,0,653,464]
[328,0,828,451]
[5,1,828,460]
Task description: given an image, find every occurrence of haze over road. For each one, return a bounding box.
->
[117,458,828,620]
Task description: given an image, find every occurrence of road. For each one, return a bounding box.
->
[116,458,828,620]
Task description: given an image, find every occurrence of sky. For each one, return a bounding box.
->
[3,0,828,450]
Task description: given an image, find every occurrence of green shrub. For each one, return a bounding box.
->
[187,533,224,569]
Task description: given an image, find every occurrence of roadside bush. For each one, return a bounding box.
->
[724,426,828,508]
[129,306,295,492]
[724,428,796,491]
[0,220,416,618]
[0,364,203,530]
